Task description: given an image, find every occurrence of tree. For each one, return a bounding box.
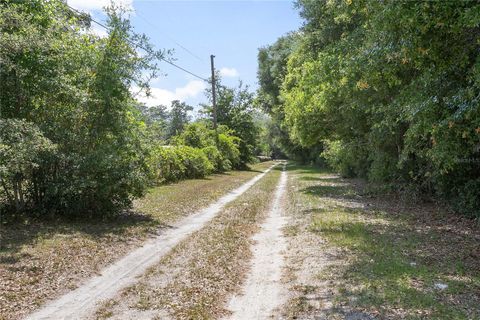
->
[256,32,322,162]
[0,0,164,216]
[262,0,480,217]
[203,80,258,167]
[0,119,55,213]
[138,104,169,143]
[167,100,193,140]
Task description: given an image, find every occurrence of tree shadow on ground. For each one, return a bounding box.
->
[299,176,340,182]
[0,210,165,262]
[297,166,480,319]
[301,184,358,200]
[286,163,330,174]
[312,211,480,318]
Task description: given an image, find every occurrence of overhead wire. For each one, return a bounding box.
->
[65,3,210,83]
[135,11,204,62]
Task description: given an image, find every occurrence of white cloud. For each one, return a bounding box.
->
[136,80,207,107]
[220,67,239,78]
[88,24,108,38]
[67,0,133,11]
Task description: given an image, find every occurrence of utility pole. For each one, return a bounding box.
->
[210,55,218,137]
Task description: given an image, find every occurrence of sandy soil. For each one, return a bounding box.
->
[225,164,288,319]
[24,165,276,320]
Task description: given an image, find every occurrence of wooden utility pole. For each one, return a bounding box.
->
[210,54,218,135]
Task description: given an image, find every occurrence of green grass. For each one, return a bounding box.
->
[287,163,480,319]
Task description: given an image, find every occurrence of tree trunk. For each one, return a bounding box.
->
[0,177,14,206]
[18,179,25,211]
[13,179,20,212]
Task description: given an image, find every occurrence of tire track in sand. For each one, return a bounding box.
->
[25,164,277,320]
[226,163,288,319]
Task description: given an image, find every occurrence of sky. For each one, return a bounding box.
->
[67,0,303,111]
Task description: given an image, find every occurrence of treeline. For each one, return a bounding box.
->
[0,0,264,219]
[258,0,480,217]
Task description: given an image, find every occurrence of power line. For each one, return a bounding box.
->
[135,11,204,62]
[66,4,209,82]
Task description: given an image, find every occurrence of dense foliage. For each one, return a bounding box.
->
[203,79,259,167]
[0,0,164,216]
[148,122,242,183]
[0,119,55,212]
[0,0,263,219]
[259,0,480,217]
[172,122,241,171]
[149,145,212,183]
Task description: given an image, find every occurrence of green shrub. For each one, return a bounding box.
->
[202,146,231,172]
[150,145,214,183]
[171,123,241,171]
[172,123,213,149]
[177,146,213,179]
[451,179,480,219]
[217,132,241,169]
[0,119,56,213]
[150,146,186,183]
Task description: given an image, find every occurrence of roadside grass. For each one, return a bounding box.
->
[282,163,480,319]
[0,161,274,320]
[96,165,282,319]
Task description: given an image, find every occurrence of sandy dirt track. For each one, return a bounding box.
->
[25,165,276,320]
[226,163,288,319]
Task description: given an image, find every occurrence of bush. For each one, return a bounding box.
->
[171,123,242,171]
[150,147,185,183]
[178,146,213,179]
[0,119,56,213]
[150,145,214,183]
[321,140,369,178]
[451,179,480,219]
[217,132,241,169]
[202,146,231,172]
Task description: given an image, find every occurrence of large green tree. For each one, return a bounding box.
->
[0,0,163,216]
[261,0,480,217]
[167,100,193,140]
[257,32,322,162]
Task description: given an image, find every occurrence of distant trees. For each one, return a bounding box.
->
[138,100,194,143]
[203,80,259,167]
[138,104,169,143]
[167,100,194,140]
[260,0,480,217]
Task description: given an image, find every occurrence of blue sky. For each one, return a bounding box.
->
[67,0,302,110]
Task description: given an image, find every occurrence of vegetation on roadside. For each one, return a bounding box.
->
[282,164,480,319]
[0,1,159,216]
[0,0,269,220]
[258,1,480,218]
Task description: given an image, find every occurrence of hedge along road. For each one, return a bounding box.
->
[25,163,278,320]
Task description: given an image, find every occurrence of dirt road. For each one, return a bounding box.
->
[225,164,288,319]
[20,162,479,320]
[25,165,276,320]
